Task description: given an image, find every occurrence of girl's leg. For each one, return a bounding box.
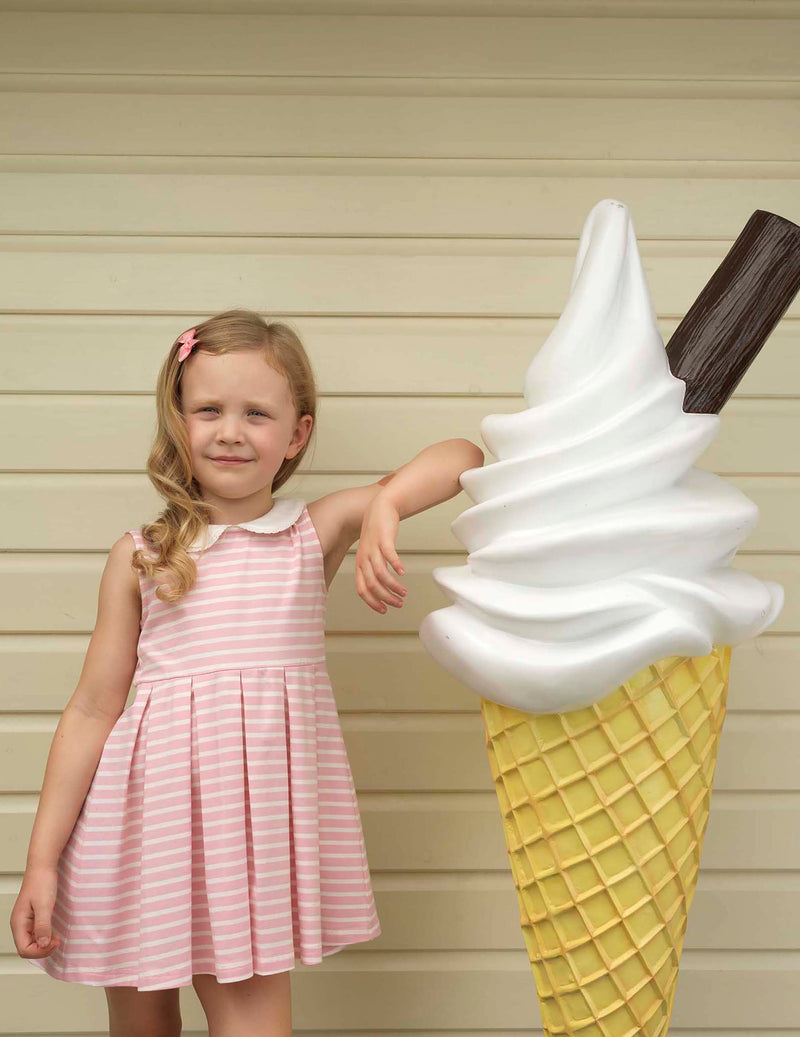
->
[104,985,182,1037]
[192,970,292,1037]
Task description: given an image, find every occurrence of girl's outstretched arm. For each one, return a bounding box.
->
[372,438,484,521]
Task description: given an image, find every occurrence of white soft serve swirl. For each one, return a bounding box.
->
[418,198,784,713]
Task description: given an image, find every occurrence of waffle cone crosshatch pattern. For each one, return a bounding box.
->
[480,646,732,1035]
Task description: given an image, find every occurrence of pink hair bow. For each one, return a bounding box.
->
[175,328,199,363]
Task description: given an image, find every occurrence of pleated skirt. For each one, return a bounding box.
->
[27,664,381,990]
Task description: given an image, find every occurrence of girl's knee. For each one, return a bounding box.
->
[192,971,292,1037]
[104,985,182,1037]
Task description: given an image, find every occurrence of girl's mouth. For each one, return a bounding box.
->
[211,458,251,466]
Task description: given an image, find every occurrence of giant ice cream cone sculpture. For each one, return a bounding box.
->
[419,199,797,1033]
[480,647,730,1034]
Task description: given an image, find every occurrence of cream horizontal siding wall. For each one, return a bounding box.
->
[1,2,799,1034]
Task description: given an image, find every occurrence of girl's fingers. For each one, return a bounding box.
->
[374,552,407,600]
[357,557,390,613]
[19,933,59,954]
[376,574,405,608]
[384,541,405,576]
[24,932,60,958]
[375,563,404,608]
[357,553,406,613]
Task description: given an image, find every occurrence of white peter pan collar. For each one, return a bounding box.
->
[187,497,305,554]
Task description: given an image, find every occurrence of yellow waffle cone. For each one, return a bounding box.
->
[481,645,731,1037]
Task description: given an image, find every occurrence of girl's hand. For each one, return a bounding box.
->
[355,493,407,614]
[9,864,63,959]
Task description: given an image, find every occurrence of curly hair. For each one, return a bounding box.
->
[130,308,317,604]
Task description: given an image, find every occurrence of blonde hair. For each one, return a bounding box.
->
[131,309,317,604]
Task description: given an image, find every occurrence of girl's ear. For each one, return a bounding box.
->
[287,413,313,457]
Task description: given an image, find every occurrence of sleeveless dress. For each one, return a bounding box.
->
[27,497,381,991]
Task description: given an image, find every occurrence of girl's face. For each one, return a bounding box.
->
[180,349,312,515]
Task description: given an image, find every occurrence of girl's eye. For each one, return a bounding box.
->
[198,407,269,417]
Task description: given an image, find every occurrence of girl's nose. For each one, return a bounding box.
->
[218,421,244,440]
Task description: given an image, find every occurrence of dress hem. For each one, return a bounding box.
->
[24,925,382,991]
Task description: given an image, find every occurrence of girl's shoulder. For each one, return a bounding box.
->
[120,526,159,599]
[123,525,158,558]
[105,530,143,605]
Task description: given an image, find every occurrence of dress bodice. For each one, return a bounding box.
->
[126,499,328,684]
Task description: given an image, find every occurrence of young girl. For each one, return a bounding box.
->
[10,308,483,1036]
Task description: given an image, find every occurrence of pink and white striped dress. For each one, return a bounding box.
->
[28,497,381,991]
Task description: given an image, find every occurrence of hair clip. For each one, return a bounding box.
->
[175,328,199,363]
